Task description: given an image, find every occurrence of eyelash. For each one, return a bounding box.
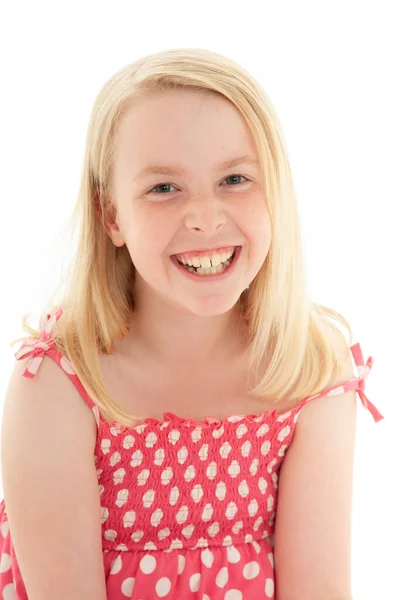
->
[147,174,250,196]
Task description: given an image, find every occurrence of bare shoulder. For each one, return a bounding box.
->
[273,325,357,598]
[2,353,98,452]
[0,355,106,598]
[295,323,356,425]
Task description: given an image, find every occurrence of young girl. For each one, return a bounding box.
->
[0,48,384,600]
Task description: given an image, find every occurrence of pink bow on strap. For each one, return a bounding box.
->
[351,344,384,423]
[14,308,63,378]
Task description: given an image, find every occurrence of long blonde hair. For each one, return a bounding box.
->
[11,48,352,428]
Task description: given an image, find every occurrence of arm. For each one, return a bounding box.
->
[273,328,357,600]
[1,355,107,600]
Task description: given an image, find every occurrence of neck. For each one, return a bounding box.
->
[115,280,247,367]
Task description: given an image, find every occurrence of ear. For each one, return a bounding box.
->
[93,188,125,247]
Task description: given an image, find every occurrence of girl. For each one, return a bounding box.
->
[0,48,384,600]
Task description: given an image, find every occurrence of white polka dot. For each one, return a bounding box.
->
[177,554,185,574]
[142,489,155,508]
[110,451,121,467]
[123,435,135,449]
[215,481,227,500]
[277,425,291,441]
[219,441,232,458]
[206,461,218,480]
[116,489,129,509]
[190,573,201,592]
[232,520,243,534]
[60,355,76,374]
[161,466,173,485]
[137,468,150,486]
[248,498,259,517]
[256,423,269,436]
[203,595,211,600]
[216,566,229,588]
[243,561,260,579]
[100,438,111,454]
[156,576,172,597]
[158,527,170,540]
[0,521,9,538]
[131,530,144,542]
[267,495,274,511]
[168,429,181,445]
[145,431,157,447]
[225,501,238,519]
[267,552,274,567]
[2,582,16,600]
[26,355,42,375]
[201,503,214,521]
[192,427,202,442]
[177,445,189,464]
[131,449,143,467]
[207,522,220,537]
[109,555,122,574]
[267,458,277,473]
[249,458,259,475]
[182,523,195,538]
[238,480,249,497]
[154,447,165,466]
[176,505,189,524]
[151,507,164,527]
[261,440,271,455]
[212,424,224,438]
[265,577,275,597]
[0,552,12,573]
[122,508,135,526]
[224,590,243,600]
[184,464,196,482]
[236,423,248,438]
[198,443,209,460]
[252,540,261,554]
[113,468,126,485]
[104,529,117,541]
[191,484,204,503]
[227,544,241,563]
[169,486,180,505]
[121,577,135,596]
[228,460,240,478]
[140,554,157,574]
[201,547,215,568]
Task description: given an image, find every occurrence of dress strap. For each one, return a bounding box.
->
[296,342,384,423]
[14,308,101,429]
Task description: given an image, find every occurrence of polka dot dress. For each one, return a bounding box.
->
[0,310,384,599]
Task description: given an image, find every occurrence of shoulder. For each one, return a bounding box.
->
[273,326,357,596]
[296,324,356,426]
[2,352,98,455]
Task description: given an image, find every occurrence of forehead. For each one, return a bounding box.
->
[114,90,257,172]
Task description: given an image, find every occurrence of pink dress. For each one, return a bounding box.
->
[0,309,384,599]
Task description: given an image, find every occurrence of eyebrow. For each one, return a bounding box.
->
[133,155,260,181]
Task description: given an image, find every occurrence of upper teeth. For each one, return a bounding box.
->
[177,249,234,268]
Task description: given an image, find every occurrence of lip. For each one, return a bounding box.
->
[170,246,242,282]
[171,245,238,259]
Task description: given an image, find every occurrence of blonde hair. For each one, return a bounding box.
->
[11,48,353,428]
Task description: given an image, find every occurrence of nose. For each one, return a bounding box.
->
[184,195,227,233]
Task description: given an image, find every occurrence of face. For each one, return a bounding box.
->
[107,90,272,316]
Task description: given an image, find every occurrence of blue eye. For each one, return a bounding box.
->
[148,174,249,195]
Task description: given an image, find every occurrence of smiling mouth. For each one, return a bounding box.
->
[174,247,239,275]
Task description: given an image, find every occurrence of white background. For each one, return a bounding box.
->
[0,1,397,598]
